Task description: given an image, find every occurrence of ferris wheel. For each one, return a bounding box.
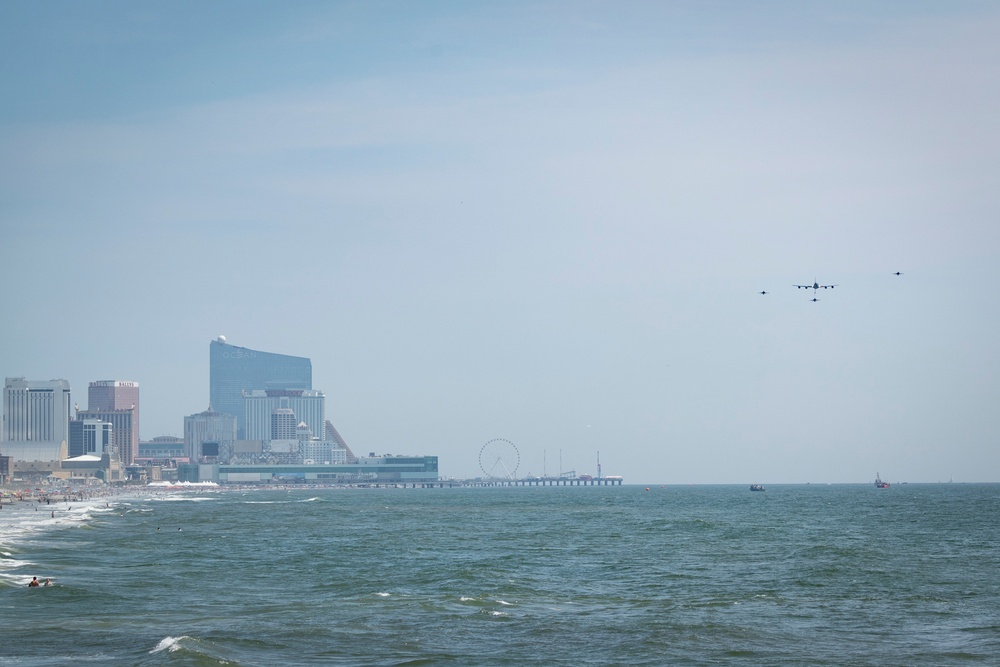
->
[479,438,520,479]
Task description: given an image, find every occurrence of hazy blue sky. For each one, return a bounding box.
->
[2,1,998,484]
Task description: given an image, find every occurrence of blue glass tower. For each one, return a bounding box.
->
[209,338,312,439]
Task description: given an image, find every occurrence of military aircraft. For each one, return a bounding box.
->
[795,280,837,293]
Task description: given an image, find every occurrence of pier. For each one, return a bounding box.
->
[405,476,625,489]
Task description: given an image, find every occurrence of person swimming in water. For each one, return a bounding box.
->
[28,577,40,587]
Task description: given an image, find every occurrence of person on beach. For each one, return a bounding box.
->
[28,577,40,587]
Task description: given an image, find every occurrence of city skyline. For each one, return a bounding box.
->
[2,2,999,484]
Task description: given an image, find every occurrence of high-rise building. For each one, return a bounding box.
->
[75,407,135,466]
[88,380,139,414]
[245,389,325,442]
[2,377,72,462]
[209,337,311,438]
[270,408,297,440]
[80,381,139,466]
[184,407,237,461]
[69,419,113,458]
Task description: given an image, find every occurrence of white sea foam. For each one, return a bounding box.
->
[376,592,391,597]
[0,499,109,584]
[459,596,476,602]
[496,599,513,606]
[0,494,143,549]
[0,573,20,586]
[0,564,51,588]
[150,636,191,653]
[0,557,34,570]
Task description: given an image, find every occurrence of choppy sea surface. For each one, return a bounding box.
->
[2,483,999,666]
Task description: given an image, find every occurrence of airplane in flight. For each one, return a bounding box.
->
[795,280,837,293]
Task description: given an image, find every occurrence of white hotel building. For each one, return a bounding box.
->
[244,389,326,442]
[2,377,72,463]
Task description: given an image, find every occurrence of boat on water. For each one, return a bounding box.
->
[874,473,890,488]
[749,484,765,492]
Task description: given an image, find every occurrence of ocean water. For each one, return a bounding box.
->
[2,483,999,666]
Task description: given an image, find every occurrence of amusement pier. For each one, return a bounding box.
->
[384,475,625,489]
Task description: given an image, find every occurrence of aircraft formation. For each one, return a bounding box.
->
[758,272,903,302]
